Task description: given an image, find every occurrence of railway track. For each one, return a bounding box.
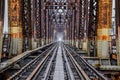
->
[33,43,68,80]
[8,43,58,80]
[2,42,108,80]
[64,44,107,80]
[28,44,58,80]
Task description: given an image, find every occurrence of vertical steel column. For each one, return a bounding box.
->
[8,0,23,56]
[48,7,53,43]
[79,0,82,49]
[88,0,98,56]
[50,24,54,42]
[71,4,75,46]
[36,0,42,47]
[97,0,112,59]
[46,1,51,44]
[116,0,120,65]
[80,0,89,51]
[73,2,76,47]
[41,0,45,45]
[31,0,37,49]
[67,19,70,44]
[75,0,80,48]
[46,9,49,44]
[69,16,72,44]
[79,0,85,50]
[68,1,73,45]
[22,0,32,52]
[48,9,50,43]
[0,0,5,59]
[31,0,41,48]
[0,0,4,34]
[44,9,47,45]
[65,22,68,43]
[0,0,4,59]
[71,10,74,46]
[70,14,72,45]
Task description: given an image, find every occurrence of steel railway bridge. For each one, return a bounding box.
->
[0,0,120,80]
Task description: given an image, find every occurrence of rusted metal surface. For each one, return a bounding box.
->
[97,0,112,58]
[8,0,23,55]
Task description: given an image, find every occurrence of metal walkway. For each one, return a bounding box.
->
[53,45,64,80]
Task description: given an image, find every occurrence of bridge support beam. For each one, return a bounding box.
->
[41,1,45,46]
[88,0,98,57]
[80,0,89,52]
[97,0,112,59]
[116,0,120,66]
[0,0,4,58]
[22,0,32,52]
[8,0,23,56]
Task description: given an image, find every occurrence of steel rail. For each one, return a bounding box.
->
[32,45,58,80]
[64,45,90,80]
[65,44,107,80]
[62,45,75,80]
[0,42,55,73]
[8,44,57,80]
[26,44,57,80]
